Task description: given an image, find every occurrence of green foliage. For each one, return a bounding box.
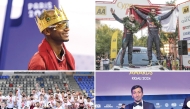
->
[122,17,140,33]
[96,23,151,55]
[148,13,162,28]
[96,24,122,55]
[133,35,148,47]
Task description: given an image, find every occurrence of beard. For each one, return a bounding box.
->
[62,39,69,42]
[79,106,84,109]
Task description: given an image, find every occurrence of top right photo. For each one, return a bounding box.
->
[95,0,190,71]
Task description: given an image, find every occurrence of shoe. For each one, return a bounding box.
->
[129,63,135,68]
[147,60,152,67]
[120,64,123,68]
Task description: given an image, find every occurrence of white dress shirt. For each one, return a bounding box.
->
[0,95,5,102]
[56,106,64,109]
[6,95,15,108]
[15,88,22,108]
[85,101,94,108]
[38,99,46,108]
[47,100,56,107]
[133,101,143,109]
[26,100,37,107]
[62,102,71,109]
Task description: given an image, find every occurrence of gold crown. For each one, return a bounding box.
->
[35,5,68,33]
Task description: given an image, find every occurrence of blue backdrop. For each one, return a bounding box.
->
[0,0,59,70]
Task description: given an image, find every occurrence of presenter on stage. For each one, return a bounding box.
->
[133,6,175,67]
[110,8,146,68]
[28,6,75,70]
[125,85,155,109]
[182,97,190,109]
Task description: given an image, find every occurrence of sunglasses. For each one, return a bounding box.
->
[48,20,69,30]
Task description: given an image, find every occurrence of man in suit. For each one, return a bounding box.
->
[125,85,155,109]
[182,97,190,109]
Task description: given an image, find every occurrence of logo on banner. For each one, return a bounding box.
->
[183,25,190,30]
[96,6,106,15]
[179,103,183,106]
[155,103,162,108]
[171,103,177,107]
[183,31,190,36]
[129,71,153,75]
[96,104,101,108]
[181,15,190,23]
[28,2,53,18]
[104,104,113,108]
[165,103,169,107]
[113,39,116,42]
[183,6,189,14]
[116,103,122,108]
[117,2,132,10]
[131,77,151,80]
[112,48,117,52]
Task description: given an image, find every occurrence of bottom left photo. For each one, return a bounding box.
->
[0,71,94,109]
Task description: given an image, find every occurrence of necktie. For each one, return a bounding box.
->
[133,102,142,107]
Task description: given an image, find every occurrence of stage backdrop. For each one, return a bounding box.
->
[178,1,190,67]
[0,0,95,70]
[96,72,190,109]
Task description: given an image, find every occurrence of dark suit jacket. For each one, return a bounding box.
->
[125,101,155,109]
[182,97,190,109]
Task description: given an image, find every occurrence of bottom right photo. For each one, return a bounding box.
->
[95,72,190,109]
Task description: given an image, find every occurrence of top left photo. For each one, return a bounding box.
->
[0,0,95,70]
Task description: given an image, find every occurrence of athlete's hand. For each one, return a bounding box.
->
[131,5,135,9]
[110,8,115,14]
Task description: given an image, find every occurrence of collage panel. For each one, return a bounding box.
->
[0,71,94,109]
[95,71,190,109]
[0,0,95,70]
[95,0,190,71]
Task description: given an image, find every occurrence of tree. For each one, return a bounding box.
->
[96,24,123,55]
[133,35,138,46]
[134,35,148,47]
[166,0,178,70]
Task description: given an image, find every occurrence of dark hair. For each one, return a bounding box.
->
[131,85,143,93]
[150,8,156,11]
